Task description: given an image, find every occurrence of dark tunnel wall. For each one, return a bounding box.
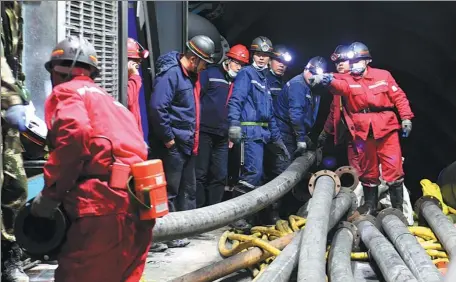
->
[211,1,456,202]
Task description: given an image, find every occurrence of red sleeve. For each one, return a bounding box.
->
[127,74,142,112]
[328,78,351,97]
[42,87,92,201]
[324,99,336,135]
[386,73,414,120]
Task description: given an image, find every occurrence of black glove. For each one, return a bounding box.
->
[317,130,329,148]
[272,140,291,162]
[31,191,60,219]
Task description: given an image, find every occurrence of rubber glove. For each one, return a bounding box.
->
[5,104,27,132]
[317,130,330,148]
[31,191,60,219]
[272,140,291,162]
[293,141,308,158]
[309,73,333,87]
[401,119,412,137]
[228,126,242,143]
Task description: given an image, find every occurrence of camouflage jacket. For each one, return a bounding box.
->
[1,1,29,112]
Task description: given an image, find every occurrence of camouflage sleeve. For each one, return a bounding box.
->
[1,38,23,110]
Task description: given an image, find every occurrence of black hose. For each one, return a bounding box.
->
[153,152,316,242]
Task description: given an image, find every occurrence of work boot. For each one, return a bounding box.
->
[166,238,190,248]
[388,182,404,213]
[149,242,168,253]
[348,185,378,221]
[1,242,29,282]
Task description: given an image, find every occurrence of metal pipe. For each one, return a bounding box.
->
[445,259,456,282]
[256,189,355,282]
[328,222,357,282]
[298,171,341,282]
[378,208,443,282]
[169,232,298,282]
[415,196,456,258]
[355,217,418,282]
[153,152,316,242]
[117,1,129,107]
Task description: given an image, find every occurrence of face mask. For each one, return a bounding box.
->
[228,68,238,78]
[350,61,366,75]
[252,61,268,71]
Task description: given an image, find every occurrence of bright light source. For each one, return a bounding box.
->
[347,51,355,59]
[283,52,292,62]
[316,67,324,75]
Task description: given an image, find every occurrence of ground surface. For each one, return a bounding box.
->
[26,227,379,282]
[26,228,252,282]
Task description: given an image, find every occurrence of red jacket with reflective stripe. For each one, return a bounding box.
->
[42,76,147,218]
[328,67,414,140]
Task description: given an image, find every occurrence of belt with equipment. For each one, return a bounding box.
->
[240,122,269,127]
[356,107,395,114]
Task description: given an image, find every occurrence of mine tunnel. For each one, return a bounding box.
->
[197,1,456,203]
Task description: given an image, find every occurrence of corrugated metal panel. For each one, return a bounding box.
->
[65,1,119,98]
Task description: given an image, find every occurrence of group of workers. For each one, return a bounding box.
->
[1,2,414,280]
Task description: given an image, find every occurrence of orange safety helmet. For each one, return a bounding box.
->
[226,44,249,64]
[127,38,149,59]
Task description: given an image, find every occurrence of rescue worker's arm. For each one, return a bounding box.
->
[328,78,351,97]
[127,74,142,110]
[227,70,249,126]
[148,73,176,145]
[386,73,414,120]
[323,99,336,135]
[41,88,92,201]
[198,70,209,98]
[288,83,309,142]
[1,42,27,131]
[268,95,282,143]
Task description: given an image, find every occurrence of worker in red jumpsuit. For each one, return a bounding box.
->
[310,42,413,217]
[127,37,149,135]
[318,44,361,173]
[30,36,151,282]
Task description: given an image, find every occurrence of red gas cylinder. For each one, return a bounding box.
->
[131,159,169,220]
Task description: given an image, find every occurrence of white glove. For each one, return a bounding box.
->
[297,142,307,150]
[401,119,412,137]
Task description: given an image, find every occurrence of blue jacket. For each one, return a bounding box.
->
[267,70,285,104]
[227,65,281,143]
[274,74,321,142]
[148,51,198,155]
[267,71,285,122]
[199,65,232,137]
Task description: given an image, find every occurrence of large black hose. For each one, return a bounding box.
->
[355,217,418,282]
[153,152,316,242]
[328,222,357,282]
[255,189,355,282]
[377,208,443,282]
[415,196,456,258]
[297,172,340,282]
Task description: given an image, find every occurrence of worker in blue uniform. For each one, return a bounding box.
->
[267,45,292,101]
[196,44,250,207]
[274,56,328,171]
[227,36,290,230]
[263,45,293,223]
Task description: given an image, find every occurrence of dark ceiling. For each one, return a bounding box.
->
[195,1,456,202]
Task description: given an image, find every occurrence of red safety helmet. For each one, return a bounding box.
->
[226,44,249,64]
[127,38,149,59]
